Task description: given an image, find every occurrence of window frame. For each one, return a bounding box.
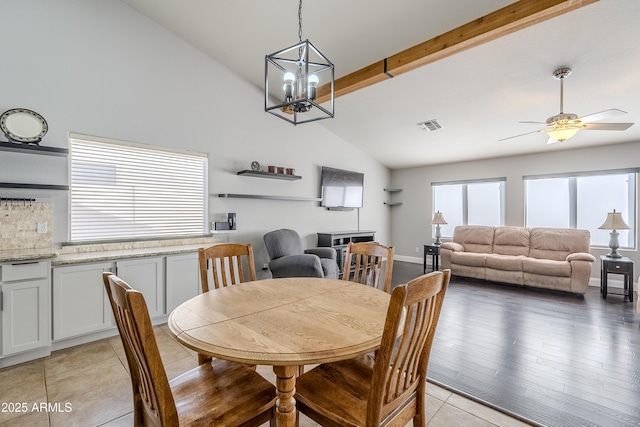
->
[431,177,506,239]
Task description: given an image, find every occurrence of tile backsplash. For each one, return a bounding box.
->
[0,201,52,250]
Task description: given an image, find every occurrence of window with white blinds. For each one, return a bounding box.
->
[69,134,208,242]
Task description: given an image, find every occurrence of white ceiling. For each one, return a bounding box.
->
[120,0,640,169]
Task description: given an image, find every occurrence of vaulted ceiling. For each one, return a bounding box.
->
[120,0,640,169]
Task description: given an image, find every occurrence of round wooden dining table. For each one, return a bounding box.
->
[168,277,391,427]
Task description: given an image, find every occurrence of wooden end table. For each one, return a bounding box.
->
[423,244,440,273]
[600,255,634,302]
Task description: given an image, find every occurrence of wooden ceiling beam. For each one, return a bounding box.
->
[316,0,598,103]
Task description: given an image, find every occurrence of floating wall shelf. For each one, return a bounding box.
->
[0,182,69,190]
[0,141,69,190]
[384,188,403,206]
[215,193,321,202]
[0,140,68,157]
[237,170,301,180]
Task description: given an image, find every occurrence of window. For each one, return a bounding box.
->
[524,170,636,248]
[432,178,505,237]
[69,134,208,242]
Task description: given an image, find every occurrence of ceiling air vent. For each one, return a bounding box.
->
[417,119,442,131]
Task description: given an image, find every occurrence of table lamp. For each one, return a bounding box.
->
[598,209,631,258]
[431,211,447,246]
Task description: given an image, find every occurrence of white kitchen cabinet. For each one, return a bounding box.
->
[116,257,164,318]
[52,262,114,341]
[166,253,201,313]
[1,261,50,356]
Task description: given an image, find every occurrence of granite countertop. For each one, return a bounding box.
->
[52,243,207,265]
[0,247,59,263]
[0,237,221,265]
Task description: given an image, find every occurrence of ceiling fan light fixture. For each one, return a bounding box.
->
[546,126,580,142]
[546,113,578,125]
[502,66,634,143]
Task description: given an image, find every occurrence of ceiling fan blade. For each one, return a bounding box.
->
[582,122,634,131]
[579,108,627,123]
[546,137,560,145]
[499,129,545,141]
[518,120,546,124]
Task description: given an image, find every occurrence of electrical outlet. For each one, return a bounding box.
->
[415,246,420,253]
[37,222,48,234]
[263,263,269,270]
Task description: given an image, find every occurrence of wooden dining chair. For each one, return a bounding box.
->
[102,272,276,427]
[199,243,257,292]
[342,241,395,293]
[295,269,451,427]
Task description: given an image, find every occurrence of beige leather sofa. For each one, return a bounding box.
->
[440,225,596,294]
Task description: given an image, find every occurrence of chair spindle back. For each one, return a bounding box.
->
[199,243,257,292]
[342,242,394,293]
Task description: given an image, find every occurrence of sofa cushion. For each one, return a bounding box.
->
[451,251,487,267]
[486,254,525,271]
[522,257,571,277]
[452,225,495,254]
[455,264,486,280]
[523,272,571,291]
[486,268,523,285]
[529,228,590,261]
[493,226,530,256]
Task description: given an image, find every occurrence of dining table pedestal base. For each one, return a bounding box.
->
[273,365,298,427]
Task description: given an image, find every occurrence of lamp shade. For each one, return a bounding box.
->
[431,211,447,225]
[598,209,631,230]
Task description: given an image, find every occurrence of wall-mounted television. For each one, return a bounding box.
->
[320,166,364,209]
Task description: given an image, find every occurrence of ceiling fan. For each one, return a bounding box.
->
[501,67,634,144]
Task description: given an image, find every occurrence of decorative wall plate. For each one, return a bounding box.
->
[0,108,48,144]
[251,160,261,171]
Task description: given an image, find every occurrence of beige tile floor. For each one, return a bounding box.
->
[0,325,532,427]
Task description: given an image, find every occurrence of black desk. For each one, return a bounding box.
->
[423,244,440,273]
[600,255,634,302]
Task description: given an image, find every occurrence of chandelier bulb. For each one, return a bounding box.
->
[307,74,319,101]
[283,72,296,84]
[283,72,296,101]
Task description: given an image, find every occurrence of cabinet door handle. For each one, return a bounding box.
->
[11,261,39,266]
[0,291,3,311]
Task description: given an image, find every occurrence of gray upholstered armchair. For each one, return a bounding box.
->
[263,229,338,279]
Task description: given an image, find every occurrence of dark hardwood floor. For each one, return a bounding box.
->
[392,261,640,427]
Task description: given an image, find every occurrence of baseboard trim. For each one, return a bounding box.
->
[394,255,422,264]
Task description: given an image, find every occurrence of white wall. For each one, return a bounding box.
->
[0,0,390,270]
[390,141,640,282]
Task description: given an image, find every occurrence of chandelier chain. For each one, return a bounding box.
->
[298,0,303,42]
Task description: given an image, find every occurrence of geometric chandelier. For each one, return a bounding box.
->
[265,0,334,125]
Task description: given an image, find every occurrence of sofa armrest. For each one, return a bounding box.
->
[567,252,595,294]
[305,247,337,261]
[440,242,463,271]
[441,242,464,252]
[566,252,596,263]
[268,254,324,278]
